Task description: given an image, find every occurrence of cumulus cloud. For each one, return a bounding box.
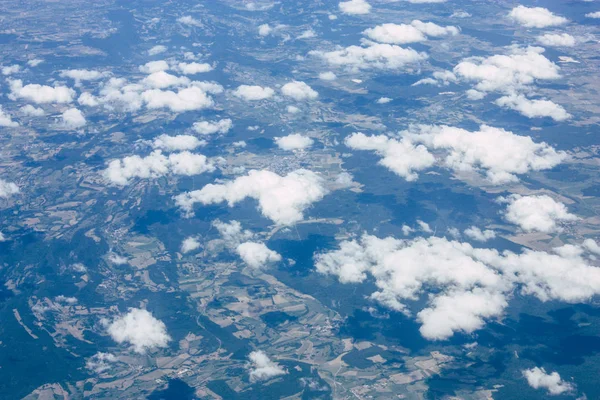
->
[537,33,575,47]
[377,97,392,104]
[192,118,233,135]
[338,0,371,15]
[9,79,75,104]
[281,81,318,100]
[345,132,435,181]
[523,367,574,395]
[503,194,579,233]
[86,352,118,374]
[104,150,214,185]
[237,242,282,268]
[0,106,19,127]
[148,45,167,56]
[495,94,570,121]
[181,237,201,254]
[139,60,170,74]
[174,169,328,225]
[60,108,86,129]
[0,179,19,198]
[310,43,427,72]
[275,133,314,151]
[233,85,275,101]
[316,234,600,340]
[258,24,273,36]
[363,20,458,45]
[20,104,45,116]
[248,351,287,382]
[142,71,190,89]
[2,65,20,75]
[177,15,202,27]
[405,124,566,184]
[319,71,337,81]
[59,69,106,85]
[141,86,214,112]
[152,134,205,151]
[176,62,213,75]
[586,11,600,19]
[106,308,171,353]
[509,6,568,28]
[464,226,496,242]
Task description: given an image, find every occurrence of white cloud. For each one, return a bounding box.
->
[275,133,314,151]
[181,237,201,254]
[59,69,106,85]
[139,60,170,74]
[2,65,20,75]
[192,118,233,135]
[363,23,427,45]
[86,352,118,374]
[176,62,213,75]
[258,24,273,36]
[310,43,427,72]
[503,194,579,233]
[104,150,214,185]
[0,179,19,198]
[108,253,128,265]
[377,97,392,104]
[297,29,316,39]
[177,15,202,27]
[319,71,337,81]
[20,104,45,116]
[537,33,575,47]
[60,108,86,129]
[27,59,43,67]
[339,0,371,15]
[410,20,459,37]
[345,132,435,181]
[142,71,190,89]
[495,94,570,121]
[9,79,75,104]
[148,45,167,56]
[406,125,566,184]
[523,367,574,395]
[464,226,496,242]
[586,11,600,19]
[78,92,99,107]
[281,81,318,101]
[152,134,205,151]
[236,242,282,268]
[141,86,214,112]
[509,6,568,28]
[174,169,328,225]
[316,234,600,340]
[0,106,19,127]
[233,85,275,101]
[106,308,171,354]
[248,351,287,382]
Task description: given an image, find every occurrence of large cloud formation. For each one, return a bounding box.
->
[315,235,600,340]
[502,194,579,233]
[174,169,328,225]
[104,150,214,185]
[106,308,171,353]
[346,125,565,184]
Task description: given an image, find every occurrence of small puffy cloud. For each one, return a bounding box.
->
[61,108,86,129]
[108,253,128,265]
[139,60,170,74]
[192,118,233,135]
[319,71,337,81]
[364,21,458,44]
[106,308,171,354]
[275,133,314,151]
[248,351,287,382]
[27,59,43,67]
[176,62,213,75]
[503,194,578,233]
[464,226,496,242]
[177,15,202,27]
[495,94,570,121]
[181,237,201,254]
[377,97,392,104]
[233,85,275,101]
[78,92,99,107]
[258,24,273,36]
[142,71,190,89]
[148,45,167,56]
[406,125,566,184]
[86,352,118,374]
[141,86,214,112]
[297,29,316,40]
[9,79,75,104]
[537,33,575,47]
[236,242,282,268]
[410,20,459,37]
[2,65,20,75]
[281,81,318,101]
[104,150,214,185]
[0,179,19,198]
[174,169,328,225]
[0,106,19,127]
[152,134,205,151]
[59,69,106,85]
[20,104,45,116]
[523,367,574,395]
[586,11,600,19]
[310,43,427,72]
[345,132,435,181]
[509,6,568,28]
[338,0,371,15]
